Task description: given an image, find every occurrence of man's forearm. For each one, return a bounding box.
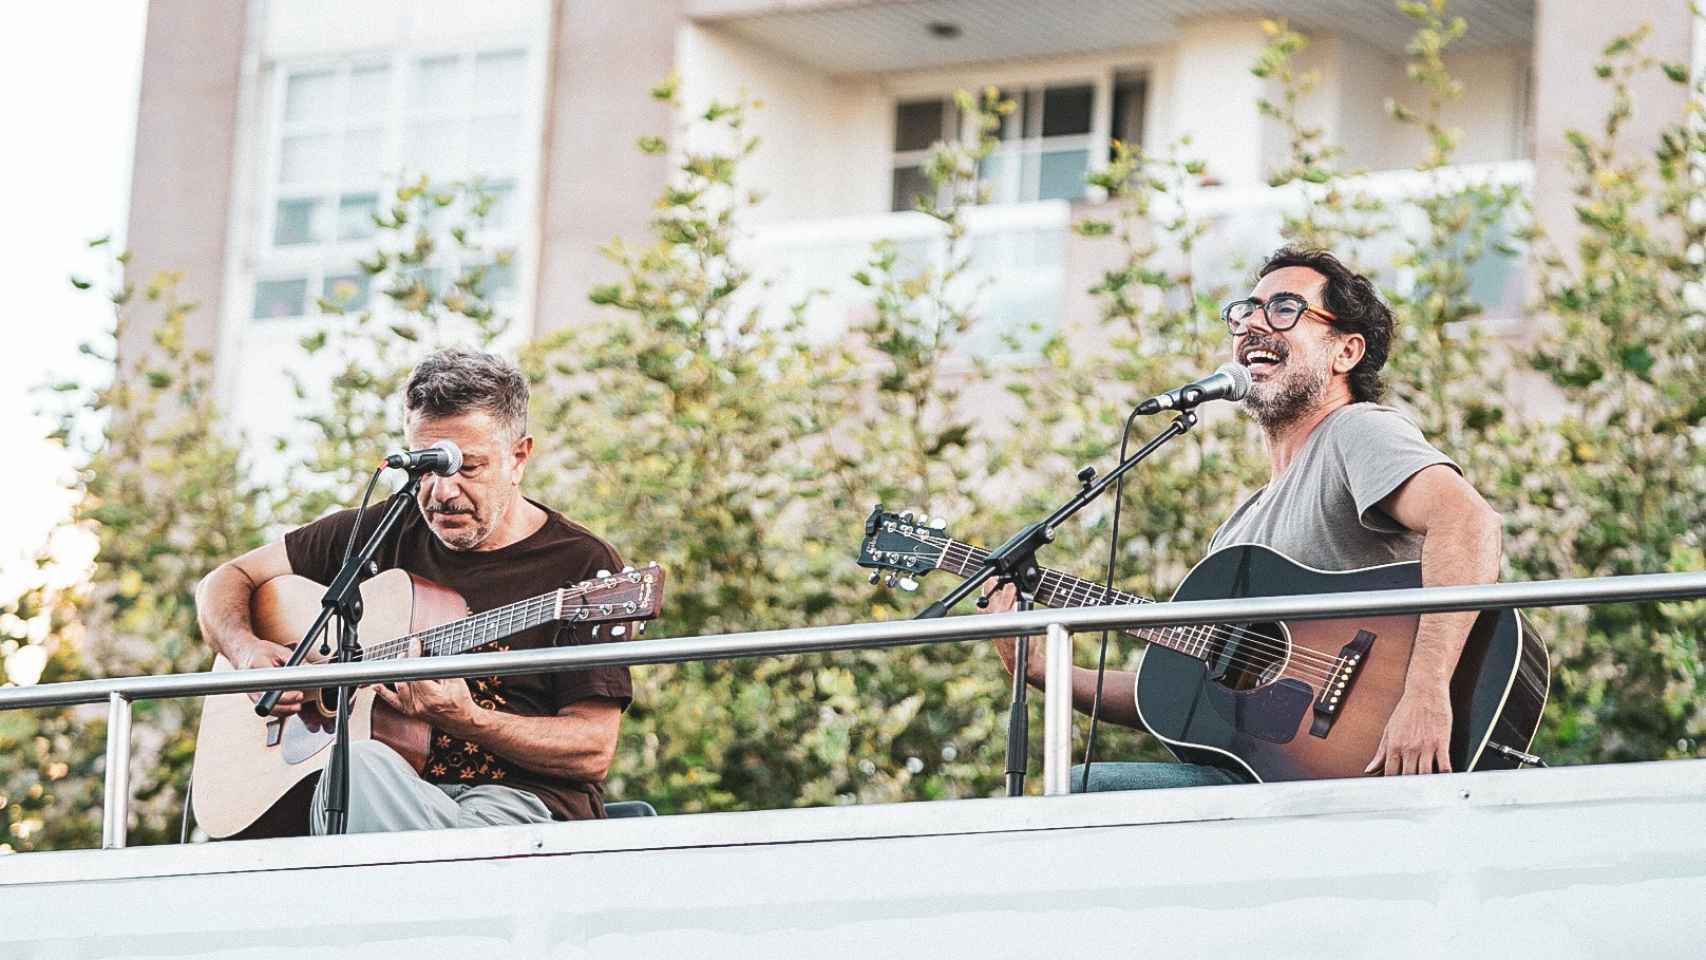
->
[1406,508,1503,693]
[195,563,263,661]
[1016,651,1141,728]
[456,704,619,781]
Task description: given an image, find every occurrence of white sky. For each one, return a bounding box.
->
[0,2,148,603]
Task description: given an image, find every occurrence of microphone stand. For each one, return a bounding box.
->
[254,468,429,835]
[915,410,1199,796]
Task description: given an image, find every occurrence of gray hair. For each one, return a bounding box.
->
[403,348,528,440]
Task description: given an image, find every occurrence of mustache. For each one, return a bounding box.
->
[425,502,476,516]
[1239,334,1289,361]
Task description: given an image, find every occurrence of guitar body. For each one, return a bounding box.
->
[190,569,469,839]
[1133,544,1550,781]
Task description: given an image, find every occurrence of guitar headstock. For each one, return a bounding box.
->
[561,562,666,637]
[856,505,952,591]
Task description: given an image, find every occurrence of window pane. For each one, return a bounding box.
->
[411,55,463,111]
[471,180,515,230]
[402,266,444,296]
[253,278,307,320]
[1038,149,1089,201]
[284,70,335,124]
[475,50,526,109]
[895,100,945,152]
[1111,74,1146,149]
[272,197,324,246]
[1041,85,1094,137]
[279,133,335,184]
[349,64,390,118]
[337,192,379,241]
[979,150,1021,205]
[891,165,933,212]
[469,114,521,176]
[485,260,516,299]
[321,272,372,311]
[341,126,385,184]
[405,120,461,178]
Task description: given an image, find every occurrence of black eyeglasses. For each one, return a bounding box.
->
[1221,292,1337,335]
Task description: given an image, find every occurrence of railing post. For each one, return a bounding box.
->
[1043,623,1072,797]
[102,691,131,849]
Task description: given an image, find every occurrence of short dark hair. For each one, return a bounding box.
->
[1257,246,1392,404]
[404,348,529,440]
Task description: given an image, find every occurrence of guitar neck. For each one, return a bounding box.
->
[930,539,1211,659]
[364,590,568,662]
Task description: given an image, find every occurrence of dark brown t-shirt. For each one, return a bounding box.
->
[284,498,631,820]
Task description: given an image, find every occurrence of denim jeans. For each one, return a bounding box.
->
[1068,761,1247,793]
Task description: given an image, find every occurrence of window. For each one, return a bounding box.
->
[253,49,529,322]
[890,98,959,212]
[889,75,1144,212]
[982,84,1095,205]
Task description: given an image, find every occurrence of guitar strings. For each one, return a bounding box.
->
[360,581,622,661]
[937,537,1350,682]
[922,536,1347,685]
[933,536,1341,673]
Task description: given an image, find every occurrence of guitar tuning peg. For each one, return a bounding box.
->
[635,622,647,635]
[596,569,611,578]
[929,516,945,528]
[901,510,914,521]
[899,577,918,592]
[868,571,882,586]
[622,565,634,573]
[885,574,899,589]
[610,625,626,638]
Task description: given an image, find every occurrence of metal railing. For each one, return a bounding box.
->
[2,570,1703,849]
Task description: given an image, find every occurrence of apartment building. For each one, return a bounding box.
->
[123,0,1695,450]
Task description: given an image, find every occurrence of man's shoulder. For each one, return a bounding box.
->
[1319,402,1429,448]
[1327,402,1421,431]
[530,501,623,564]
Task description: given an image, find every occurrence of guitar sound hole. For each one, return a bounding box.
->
[1205,621,1289,691]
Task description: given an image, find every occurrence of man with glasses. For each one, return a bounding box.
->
[986,246,1505,787]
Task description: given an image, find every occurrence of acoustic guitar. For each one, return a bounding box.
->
[191,563,664,838]
[856,508,1548,781]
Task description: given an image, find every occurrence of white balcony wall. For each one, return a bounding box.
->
[677,23,891,224]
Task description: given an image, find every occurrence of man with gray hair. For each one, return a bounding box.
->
[196,347,631,834]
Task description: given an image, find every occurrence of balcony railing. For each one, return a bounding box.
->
[1,566,1702,849]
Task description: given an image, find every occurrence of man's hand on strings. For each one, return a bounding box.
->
[1365,687,1453,776]
[235,637,306,716]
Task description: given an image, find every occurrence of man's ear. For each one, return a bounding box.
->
[1333,333,1366,376]
[511,434,534,483]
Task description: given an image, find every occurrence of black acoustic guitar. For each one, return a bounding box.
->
[856,508,1549,781]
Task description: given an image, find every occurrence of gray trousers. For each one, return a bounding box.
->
[309,740,554,834]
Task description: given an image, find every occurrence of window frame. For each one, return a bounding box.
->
[251,46,532,325]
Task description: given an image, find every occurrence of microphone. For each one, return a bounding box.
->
[382,440,463,476]
[1135,363,1253,415]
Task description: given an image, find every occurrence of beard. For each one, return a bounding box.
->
[422,494,510,551]
[1242,357,1328,430]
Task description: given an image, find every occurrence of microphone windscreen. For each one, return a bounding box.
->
[1217,362,1253,401]
[432,439,464,475]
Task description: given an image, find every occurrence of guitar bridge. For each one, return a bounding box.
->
[1310,629,1375,739]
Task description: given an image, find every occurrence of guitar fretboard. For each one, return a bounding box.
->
[364,590,567,662]
[930,538,1222,661]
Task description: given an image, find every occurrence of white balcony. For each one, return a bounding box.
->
[744,200,1071,361]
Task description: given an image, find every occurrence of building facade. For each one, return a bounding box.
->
[122,0,1696,452]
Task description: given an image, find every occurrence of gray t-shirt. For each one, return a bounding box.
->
[1207,403,1458,571]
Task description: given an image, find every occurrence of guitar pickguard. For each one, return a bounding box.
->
[280,714,337,765]
[1226,678,1313,744]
